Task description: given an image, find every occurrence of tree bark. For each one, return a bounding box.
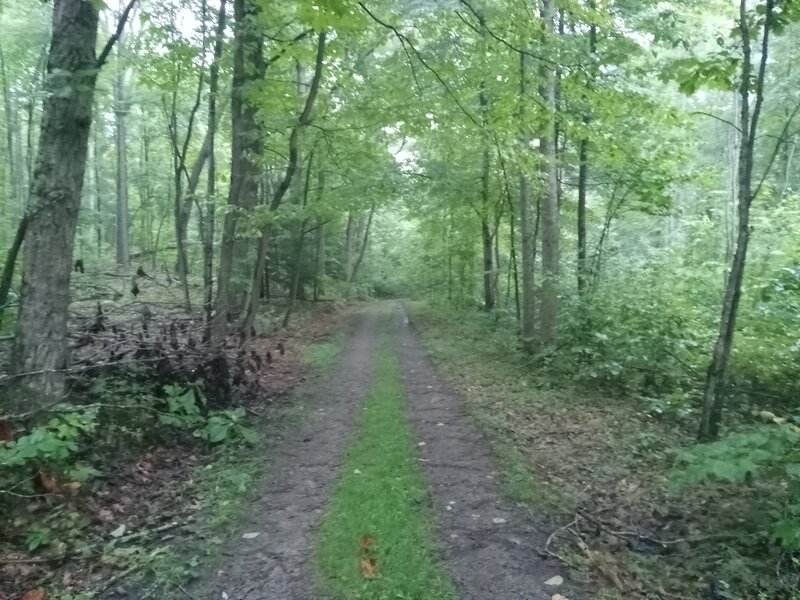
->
[11,0,102,402]
[699,0,774,441]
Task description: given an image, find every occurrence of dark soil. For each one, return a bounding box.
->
[393,307,581,600]
[186,307,378,600]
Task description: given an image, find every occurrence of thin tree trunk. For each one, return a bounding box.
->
[344,212,356,283]
[114,35,130,267]
[538,0,559,346]
[238,33,327,336]
[0,43,24,221]
[93,126,103,257]
[350,202,375,284]
[519,52,536,350]
[203,0,227,341]
[313,170,326,301]
[699,0,775,441]
[0,215,28,325]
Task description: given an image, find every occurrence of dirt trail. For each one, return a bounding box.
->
[188,308,378,600]
[394,307,581,600]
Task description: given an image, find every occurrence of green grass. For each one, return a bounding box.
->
[305,339,343,369]
[315,347,456,600]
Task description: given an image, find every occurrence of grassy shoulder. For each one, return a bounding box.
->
[138,332,348,596]
[405,302,795,600]
[315,346,455,600]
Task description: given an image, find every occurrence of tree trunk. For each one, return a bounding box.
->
[518,52,536,350]
[699,0,774,441]
[11,0,102,402]
[114,44,130,267]
[0,42,25,221]
[313,189,326,302]
[239,34,326,336]
[538,0,559,347]
[480,146,494,311]
[344,212,356,283]
[350,202,375,285]
[212,0,265,346]
[0,215,29,326]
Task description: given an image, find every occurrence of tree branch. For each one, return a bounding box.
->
[97,0,138,69]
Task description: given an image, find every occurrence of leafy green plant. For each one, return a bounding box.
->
[203,408,258,445]
[672,422,800,548]
[25,525,52,551]
[0,407,98,468]
[158,385,257,445]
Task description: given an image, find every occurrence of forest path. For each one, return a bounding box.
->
[188,307,379,600]
[188,303,578,600]
[394,307,579,600]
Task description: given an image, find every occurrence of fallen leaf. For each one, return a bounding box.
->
[22,588,46,600]
[360,557,377,579]
[358,535,374,551]
[545,575,564,586]
[62,482,81,496]
[241,532,261,539]
[110,524,127,538]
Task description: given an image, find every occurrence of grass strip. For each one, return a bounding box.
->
[316,347,455,600]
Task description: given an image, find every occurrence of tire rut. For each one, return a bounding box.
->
[187,307,379,600]
[393,307,581,600]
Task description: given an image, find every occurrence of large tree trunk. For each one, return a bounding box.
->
[11,0,101,403]
[211,0,265,346]
[699,0,774,441]
[538,0,559,347]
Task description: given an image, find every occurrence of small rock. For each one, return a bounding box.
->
[418,442,426,447]
[545,575,564,586]
[436,422,445,426]
[551,595,568,600]
[492,517,507,524]
[241,532,261,539]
